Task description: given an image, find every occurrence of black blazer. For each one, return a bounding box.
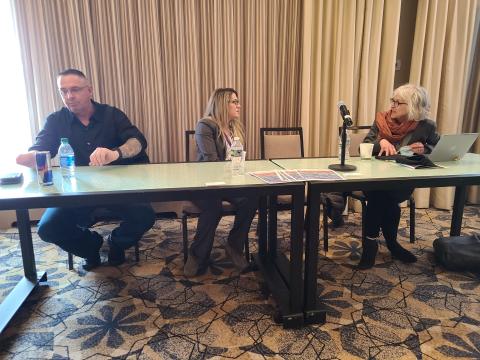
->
[195,118,226,161]
[363,118,440,155]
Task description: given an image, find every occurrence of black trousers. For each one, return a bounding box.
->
[190,196,257,263]
[364,189,413,243]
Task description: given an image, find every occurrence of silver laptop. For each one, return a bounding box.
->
[427,133,479,162]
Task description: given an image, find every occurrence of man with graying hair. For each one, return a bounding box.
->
[16,68,155,270]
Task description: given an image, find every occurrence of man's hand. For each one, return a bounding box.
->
[379,139,397,156]
[16,151,36,168]
[89,147,119,166]
[409,142,425,154]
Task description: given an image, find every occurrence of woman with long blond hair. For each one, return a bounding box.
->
[184,88,257,277]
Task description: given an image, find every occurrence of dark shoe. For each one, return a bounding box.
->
[327,200,345,228]
[83,254,101,271]
[387,241,417,263]
[107,236,126,266]
[225,243,249,271]
[184,253,200,278]
[331,215,345,228]
[356,237,378,270]
[82,233,103,271]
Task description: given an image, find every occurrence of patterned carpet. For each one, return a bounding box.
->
[0,206,479,359]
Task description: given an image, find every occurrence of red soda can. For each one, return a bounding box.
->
[35,151,53,185]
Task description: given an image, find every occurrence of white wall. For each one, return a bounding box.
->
[0,209,45,230]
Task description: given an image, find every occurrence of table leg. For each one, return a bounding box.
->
[303,185,326,324]
[450,185,467,236]
[268,195,278,259]
[0,209,47,333]
[252,187,305,328]
[289,186,304,315]
[17,209,38,280]
[258,196,268,258]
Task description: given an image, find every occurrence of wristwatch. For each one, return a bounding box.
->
[113,147,123,159]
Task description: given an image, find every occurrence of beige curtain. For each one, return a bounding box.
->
[463,11,480,204]
[12,0,303,162]
[410,0,479,209]
[300,0,401,157]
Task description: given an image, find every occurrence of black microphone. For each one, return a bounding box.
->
[328,101,357,172]
[338,101,353,126]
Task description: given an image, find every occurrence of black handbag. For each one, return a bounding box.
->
[433,234,480,271]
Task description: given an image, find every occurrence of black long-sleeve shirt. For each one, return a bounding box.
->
[29,101,149,166]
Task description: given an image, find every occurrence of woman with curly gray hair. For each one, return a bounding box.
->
[358,84,440,269]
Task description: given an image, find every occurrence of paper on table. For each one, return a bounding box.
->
[296,169,344,181]
[205,181,227,186]
[248,169,344,184]
[281,170,305,181]
[248,170,294,184]
[397,163,445,170]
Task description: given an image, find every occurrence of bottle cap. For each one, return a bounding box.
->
[61,138,69,143]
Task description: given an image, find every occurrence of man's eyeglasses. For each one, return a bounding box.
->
[59,86,88,96]
[390,98,407,107]
[230,99,240,105]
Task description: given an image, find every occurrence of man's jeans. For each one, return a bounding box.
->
[37,203,155,259]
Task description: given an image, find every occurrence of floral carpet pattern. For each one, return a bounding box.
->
[0,206,479,359]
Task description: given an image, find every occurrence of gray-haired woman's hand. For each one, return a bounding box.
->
[379,139,397,156]
[409,142,425,154]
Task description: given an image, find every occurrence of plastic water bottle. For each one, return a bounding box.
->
[59,138,75,178]
[230,137,244,175]
[338,131,351,160]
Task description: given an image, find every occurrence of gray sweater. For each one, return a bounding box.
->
[363,118,440,155]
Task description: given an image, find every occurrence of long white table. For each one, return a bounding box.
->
[4,155,479,331]
[273,153,480,323]
[0,160,306,332]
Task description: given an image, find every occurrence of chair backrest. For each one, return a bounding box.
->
[260,127,304,159]
[338,126,370,157]
[185,130,197,162]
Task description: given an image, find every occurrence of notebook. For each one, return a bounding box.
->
[426,133,479,162]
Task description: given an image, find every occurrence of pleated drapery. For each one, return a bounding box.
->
[410,0,479,209]
[463,16,480,204]
[300,0,401,157]
[301,0,479,208]
[11,0,480,209]
[12,0,303,163]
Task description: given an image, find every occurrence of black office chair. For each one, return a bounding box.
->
[259,127,331,252]
[337,125,416,244]
[67,209,140,270]
[180,130,250,263]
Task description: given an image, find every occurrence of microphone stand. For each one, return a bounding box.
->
[328,121,357,172]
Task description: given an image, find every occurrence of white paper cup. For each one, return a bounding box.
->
[359,143,374,159]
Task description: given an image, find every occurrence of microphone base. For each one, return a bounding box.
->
[328,163,357,172]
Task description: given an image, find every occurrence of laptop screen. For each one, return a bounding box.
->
[427,133,479,162]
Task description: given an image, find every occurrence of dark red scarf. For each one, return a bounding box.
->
[376,110,418,143]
